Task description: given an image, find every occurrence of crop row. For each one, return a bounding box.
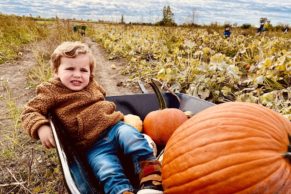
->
[91,24,290,119]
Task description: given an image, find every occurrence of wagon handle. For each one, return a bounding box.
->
[138,80,149,94]
[151,78,181,104]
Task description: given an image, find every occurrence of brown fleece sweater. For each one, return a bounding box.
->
[21,78,124,151]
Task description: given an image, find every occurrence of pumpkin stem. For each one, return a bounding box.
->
[284,135,291,162]
[150,79,167,109]
[283,152,291,161]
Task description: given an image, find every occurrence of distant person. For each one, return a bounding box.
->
[73,25,78,33]
[257,23,265,34]
[72,25,86,36]
[224,26,231,38]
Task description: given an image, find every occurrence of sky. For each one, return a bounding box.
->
[0,0,290,26]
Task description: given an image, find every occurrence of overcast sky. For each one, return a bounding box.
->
[0,0,290,26]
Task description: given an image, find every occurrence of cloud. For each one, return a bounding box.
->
[0,0,290,25]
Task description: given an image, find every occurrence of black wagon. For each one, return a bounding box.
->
[50,91,214,194]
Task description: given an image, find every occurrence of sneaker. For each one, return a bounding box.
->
[137,189,163,194]
[138,160,163,194]
[137,173,163,194]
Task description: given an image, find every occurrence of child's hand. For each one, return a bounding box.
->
[37,125,55,149]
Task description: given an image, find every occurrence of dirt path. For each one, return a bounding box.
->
[0,44,36,130]
[85,37,140,95]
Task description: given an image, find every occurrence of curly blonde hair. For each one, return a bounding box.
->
[50,41,96,79]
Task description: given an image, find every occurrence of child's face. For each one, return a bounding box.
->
[56,53,91,91]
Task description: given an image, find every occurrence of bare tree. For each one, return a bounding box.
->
[157,5,176,26]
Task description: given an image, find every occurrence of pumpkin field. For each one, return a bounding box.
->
[91,23,290,120]
[0,14,290,193]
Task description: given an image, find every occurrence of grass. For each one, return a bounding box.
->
[0,66,66,194]
[0,15,84,193]
[0,14,49,64]
[27,51,52,88]
[0,81,22,156]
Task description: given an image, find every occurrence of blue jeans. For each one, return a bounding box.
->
[86,121,155,194]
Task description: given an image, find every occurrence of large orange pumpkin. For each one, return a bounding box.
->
[143,79,188,146]
[162,102,291,194]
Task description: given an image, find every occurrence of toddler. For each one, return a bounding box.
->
[21,41,163,194]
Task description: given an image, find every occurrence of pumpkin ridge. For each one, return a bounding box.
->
[163,137,285,178]
[165,122,287,161]
[167,111,286,142]
[165,137,285,168]
[165,132,285,166]
[235,107,288,141]
[164,150,283,179]
[205,111,283,134]
[164,156,283,193]
[275,162,291,193]
[164,150,284,182]
[213,102,290,132]
[235,159,290,194]
[164,157,282,193]
[240,101,290,128]
[199,159,286,193]
[165,114,288,152]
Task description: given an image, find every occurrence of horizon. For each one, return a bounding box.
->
[0,0,290,26]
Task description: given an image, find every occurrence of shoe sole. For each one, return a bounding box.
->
[137,189,163,194]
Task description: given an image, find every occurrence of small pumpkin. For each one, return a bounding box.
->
[143,79,188,146]
[162,102,291,194]
[123,114,143,132]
